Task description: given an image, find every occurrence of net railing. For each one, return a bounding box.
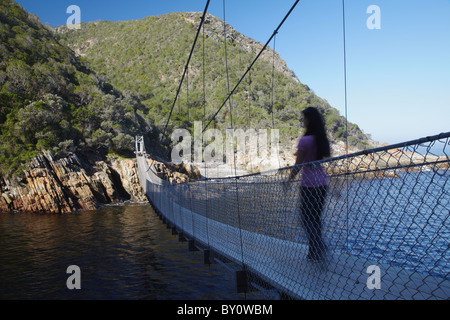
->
[137,132,450,300]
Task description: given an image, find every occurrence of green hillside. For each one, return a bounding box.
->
[0,0,159,177]
[58,12,371,150]
[0,1,373,178]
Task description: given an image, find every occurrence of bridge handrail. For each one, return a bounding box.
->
[137,132,450,300]
[200,131,450,182]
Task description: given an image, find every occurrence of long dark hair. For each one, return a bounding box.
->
[302,107,331,160]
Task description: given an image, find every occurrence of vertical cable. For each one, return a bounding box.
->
[198,0,300,139]
[271,34,277,130]
[178,88,181,123]
[248,68,251,123]
[247,66,254,173]
[270,33,281,169]
[222,0,235,178]
[203,18,207,121]
[342,0,350,251]
[342,0,349,153]
[202,17,210,248]
[223,0,246,287]
[187,66,190,122]
[163,0,211,137]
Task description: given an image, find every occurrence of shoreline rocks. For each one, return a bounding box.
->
[145,156,202,183]
[0,151,204,214]
[0,152,147,214]
[1,144,446,214]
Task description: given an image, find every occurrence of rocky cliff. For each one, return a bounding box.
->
[0,152,147,214]
[0,151,205,214]
[2,145,445,214]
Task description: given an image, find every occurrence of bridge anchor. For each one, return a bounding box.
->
[203,249,211,265]
[178,232,186,242]
[135,136,145,156]
[235,270,248,294]
[188,239,199,252]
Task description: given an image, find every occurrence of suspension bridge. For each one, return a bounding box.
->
[136,132,449,300]
[135,0,449,300]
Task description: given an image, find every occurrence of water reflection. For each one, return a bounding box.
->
[0,203,253,300]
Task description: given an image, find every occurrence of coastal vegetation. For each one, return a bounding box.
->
[59,12,371,150]
[0,0,159,177]
[1,0,372,178]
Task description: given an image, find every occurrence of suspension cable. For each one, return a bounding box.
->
[342,0,349,156]
[271,33,277,130]
[342,0,350,251]
[223,0,246,287]
[270,33,282,169]
[162,0,211,138]
[203,17,207,121]
[193,0,301,144]
[202,17,211,248]
[222,0,235,177]
[247,65,254,173]
[187,66,190,122]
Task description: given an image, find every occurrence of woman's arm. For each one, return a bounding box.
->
[287,149,305,181]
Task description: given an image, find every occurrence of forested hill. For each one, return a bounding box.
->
[0,1,373,178]
[0,0,159,177]
[57,12,373,149]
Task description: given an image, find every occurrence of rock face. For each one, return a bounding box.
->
[0,152,147,214]
[3,145,442,214]
[146,158,203,183]
[0,151,206,214]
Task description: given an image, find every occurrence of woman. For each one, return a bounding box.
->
[287,107,330,261]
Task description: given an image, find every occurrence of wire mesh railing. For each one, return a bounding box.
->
[137,132,449,300]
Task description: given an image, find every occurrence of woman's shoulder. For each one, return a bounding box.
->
[297,135,315,148]
[300,135,315,141]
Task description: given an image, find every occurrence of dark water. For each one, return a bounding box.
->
[1,170,447,300]
[0,203,266,300]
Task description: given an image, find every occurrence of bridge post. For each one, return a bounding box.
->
[188,239,199,252]
[135,136,145,156]
[203,249,211,264]
[235,270,248,294]
[178,232,186,242]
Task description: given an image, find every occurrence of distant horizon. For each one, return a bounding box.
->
[14,0,450,145]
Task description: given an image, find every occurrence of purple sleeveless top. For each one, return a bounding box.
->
[297,135,328,187]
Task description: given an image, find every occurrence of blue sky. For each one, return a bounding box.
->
[14,0,450,145]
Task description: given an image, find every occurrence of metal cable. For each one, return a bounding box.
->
[193,0,301,145]
[342,0,350,251]
[162,0,211,138]
[137,131,450,300]
[223,0,246,279]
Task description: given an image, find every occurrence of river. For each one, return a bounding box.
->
[1,169,448,299]
[0,203,270,300]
